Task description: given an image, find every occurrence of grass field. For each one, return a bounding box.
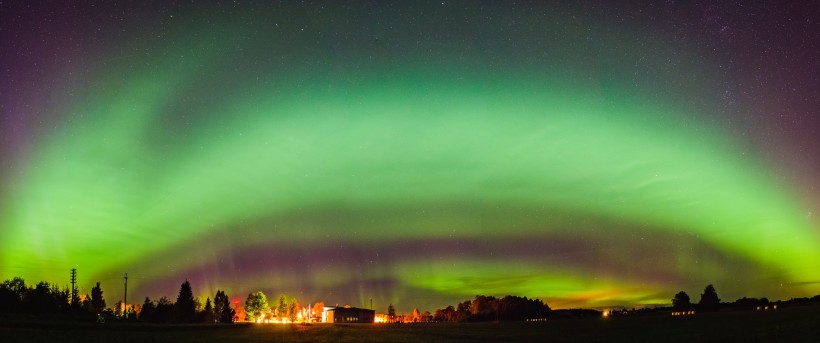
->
[1,305,817,343]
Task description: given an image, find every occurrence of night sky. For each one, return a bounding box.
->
[2,1,819,312]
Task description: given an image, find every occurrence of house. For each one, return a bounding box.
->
[323,306,375,323]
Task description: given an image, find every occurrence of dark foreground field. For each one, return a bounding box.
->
[2,305,818,343]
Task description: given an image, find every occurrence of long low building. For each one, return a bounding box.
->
[324,306,375,323]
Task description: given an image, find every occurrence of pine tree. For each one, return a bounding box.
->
[175,280,196,322]
[140,297,155,322]
[214,290,235,323]
[202,297,215,323]
[90,282,106,314]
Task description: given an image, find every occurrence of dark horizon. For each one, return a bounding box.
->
[4,273,820,318]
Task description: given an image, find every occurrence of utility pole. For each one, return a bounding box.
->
[123,273,128,316]
[370,298,373,310]
[70,268,77,306]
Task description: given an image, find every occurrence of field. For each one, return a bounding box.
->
[1,305,817,343]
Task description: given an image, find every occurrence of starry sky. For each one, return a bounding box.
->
[1,1,819,312]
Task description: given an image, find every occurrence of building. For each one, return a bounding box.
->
[324,306,375,323]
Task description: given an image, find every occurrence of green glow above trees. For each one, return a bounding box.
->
[1,3,818,311]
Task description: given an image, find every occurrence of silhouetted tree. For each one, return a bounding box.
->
[175,280,196,322]
[214,290,235,323]
[244,291,269,321]
[200,297,215,323]
[80,293,94,314]
[412,308,421,322]
[56,285,71,314]
[387,303,396,319]
[0,278,24,312]
[455,300,472,322]
[496,295,550,320]
[433,308,443,321]
[433,305,455,322]
[140,297,155,322]
[25,282,64,315]
[698,284,720,311]
[672,291,691,311]
[214,290,227,322]
[432,295,549,322]
[470,295,497,321]
[155,296,175,322]
[0,278,71,316]
[91,282,106,314]
[0,277,26,312]
[731,297,769,309]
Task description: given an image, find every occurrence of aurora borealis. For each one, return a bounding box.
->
[2,2,819,312]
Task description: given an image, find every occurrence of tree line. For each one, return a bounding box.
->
[0,277,235,323]
[6,275,820,323]
[670,284,820,312]
[0,277,73,316]
[243,291,312,322]
[137,281,235,323]
[672,284,721,311]
[431,295,551,322]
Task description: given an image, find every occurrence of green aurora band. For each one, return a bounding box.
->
[1,6,819,311]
